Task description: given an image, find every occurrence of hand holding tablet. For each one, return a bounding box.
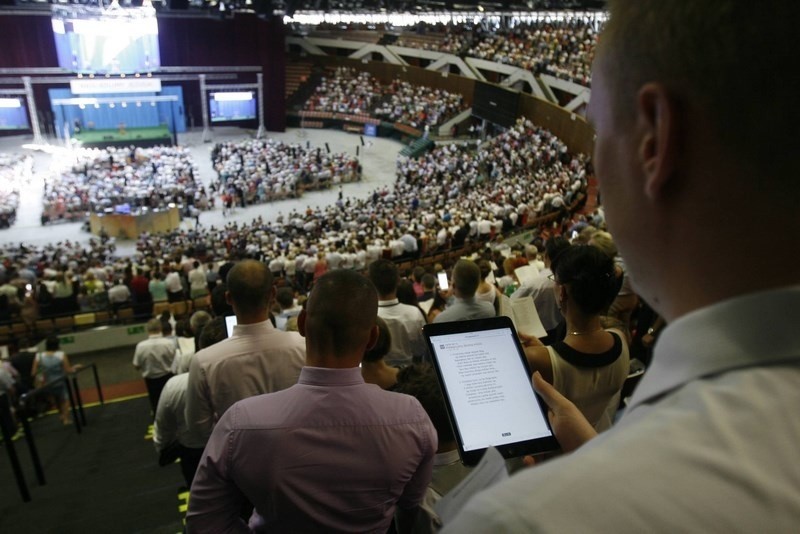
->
[423,316,559,465]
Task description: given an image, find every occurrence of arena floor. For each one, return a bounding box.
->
[0,126,404,256]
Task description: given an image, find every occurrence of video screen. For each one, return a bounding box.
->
[51,7,161,74]
[0,98,30,130]
[209,92,257,123]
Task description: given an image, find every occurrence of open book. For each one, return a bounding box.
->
[498,293,547,338]
[512,264,539,287]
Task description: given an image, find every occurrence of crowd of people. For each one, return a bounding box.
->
[296,17,599,87]
[42,146,208,224]
[1,1,796,531]
[210,138,362,208]
[0,153,27,228]
[304,67,467,129]
[126,117,587,288]
[465,19,597,86]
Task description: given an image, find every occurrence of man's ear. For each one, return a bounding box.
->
[364,324,379,352]
[636,83,681,200]
[297,309,307,338]
[224,290,232,305]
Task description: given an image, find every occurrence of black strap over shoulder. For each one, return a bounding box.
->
[552,331,623,368]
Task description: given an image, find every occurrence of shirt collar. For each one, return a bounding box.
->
[378,298,399,307]
[628,285,800,411]
[231,319,275,336]
[299,366,365,387]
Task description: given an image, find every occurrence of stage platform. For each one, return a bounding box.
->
[89,206,181,239]
[74,126,173,148]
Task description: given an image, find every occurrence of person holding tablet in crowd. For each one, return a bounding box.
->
[443,0,800,530]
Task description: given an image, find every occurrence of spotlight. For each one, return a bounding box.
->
[109,103,115,108]
[120,73,126,78]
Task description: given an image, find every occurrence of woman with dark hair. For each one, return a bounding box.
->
[396,278,428,322]
[475,260,501,313]
[523,245,629,432]
[360,317,399,390]
[31,334,78,425]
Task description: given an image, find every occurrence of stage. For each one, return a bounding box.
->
[89,206,181,239]
[74,126,174,148]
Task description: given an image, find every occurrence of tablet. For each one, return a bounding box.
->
[225,315,237,337]
[423,316,559,465]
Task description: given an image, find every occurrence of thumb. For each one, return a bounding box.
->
[532,371,563,410]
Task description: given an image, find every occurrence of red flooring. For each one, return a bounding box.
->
[81,379,147,404]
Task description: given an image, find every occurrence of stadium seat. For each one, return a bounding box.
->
[74,313,95,328]
[54,316,75,332]
[152,301,170,317]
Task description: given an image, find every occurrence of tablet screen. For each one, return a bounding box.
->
[425,317,557,463]
[225,315,237,337]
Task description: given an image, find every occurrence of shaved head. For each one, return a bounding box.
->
[226,260,273,316]
[304,270,378,361]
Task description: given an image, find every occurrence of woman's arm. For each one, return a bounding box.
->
[63,353,80,373]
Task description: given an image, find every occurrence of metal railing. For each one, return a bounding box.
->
[2,363,104,503]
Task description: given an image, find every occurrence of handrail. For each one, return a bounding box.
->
[4,362,103,502]
[0,392,30,502]
[70,363,104,427]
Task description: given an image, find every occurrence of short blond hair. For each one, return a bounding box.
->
[589,231,618,259]
[600,0,797,175]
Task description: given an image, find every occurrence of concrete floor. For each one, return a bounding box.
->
[0,126,405,256]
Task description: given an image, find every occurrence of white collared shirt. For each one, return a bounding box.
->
[443,285,800,532]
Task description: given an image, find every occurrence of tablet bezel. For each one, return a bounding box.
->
[423,316,560,466]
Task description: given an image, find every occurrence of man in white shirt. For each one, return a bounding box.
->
[443,1,800,531]
[133,318,176,414]
[368,259,426,367]
[184,260,305,475]
[164,267,184,303]
[511,236,571,338]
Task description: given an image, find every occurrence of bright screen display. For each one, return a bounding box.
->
[209,92,257,123]
[0,98,30,130]
[51,7,160,74]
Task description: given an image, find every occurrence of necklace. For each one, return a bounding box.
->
[568,328,604,336]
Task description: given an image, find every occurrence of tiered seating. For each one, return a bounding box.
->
[286,61,313,100]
